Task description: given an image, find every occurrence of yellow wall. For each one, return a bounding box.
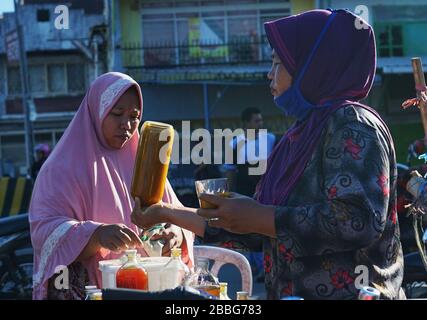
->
[119,0,143,67]
[290,0,316,15]
[119,0,142,44]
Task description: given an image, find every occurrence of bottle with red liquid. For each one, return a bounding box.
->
[116,249,148,290]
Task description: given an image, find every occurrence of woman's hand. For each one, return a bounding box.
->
[96,224,143,252]
[131,197,171,229]
[197,192,276,236]
[150,224,184,257]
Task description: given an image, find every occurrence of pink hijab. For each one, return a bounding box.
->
[29,72,194,300]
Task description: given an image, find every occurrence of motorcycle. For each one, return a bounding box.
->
[0,214,33,299]
[397,144,427,298]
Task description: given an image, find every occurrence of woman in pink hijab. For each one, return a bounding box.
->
[29,72,194,300]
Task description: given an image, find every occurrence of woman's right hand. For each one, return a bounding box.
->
[96,224,143,252]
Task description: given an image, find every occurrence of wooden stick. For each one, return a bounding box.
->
[411,58,427,144]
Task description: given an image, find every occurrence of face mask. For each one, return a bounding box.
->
[274,83,313,120]
[273,11,337,120]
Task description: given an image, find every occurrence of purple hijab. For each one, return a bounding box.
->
[256,9,378,206]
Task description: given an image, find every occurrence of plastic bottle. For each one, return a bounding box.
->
[84,286,102,300]
[161,248,190,290]
[84,285,98,300]
[88,289,103,300]
[131,121,174,206]
[188,257,220,298]
[116,249,148,290]
[236,291,249,300]
[406,170,427,198]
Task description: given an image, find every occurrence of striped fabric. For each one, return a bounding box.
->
[0,177,33,217]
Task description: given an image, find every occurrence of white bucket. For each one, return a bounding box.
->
[99,257,170,291]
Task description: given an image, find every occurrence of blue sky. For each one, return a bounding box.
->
[0,0,14,16]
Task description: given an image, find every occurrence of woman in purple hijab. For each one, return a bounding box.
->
[132,9,405,300]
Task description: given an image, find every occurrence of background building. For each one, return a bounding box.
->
[317,0,427,161]
[0,0,106,176]
[0,0,426,181]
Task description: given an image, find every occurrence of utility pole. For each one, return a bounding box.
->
[203,83,211,132]
[14,0,34,176]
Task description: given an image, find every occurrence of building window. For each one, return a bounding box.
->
[138,0,290,67]
[7,67,21,95]
[0,135,26,176]
[142,19,175,66]
[48,64,66,93]
[0,62,5,95]
[37,9,50,22]
[377,24,404,57]
[67,64,86,93]
[228,11,258,62]
[8,63,86,96]
[29,65,46,94]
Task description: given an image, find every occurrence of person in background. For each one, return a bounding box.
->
[223,107,276,282]
[224,107,276,196]
[31,144,51,181]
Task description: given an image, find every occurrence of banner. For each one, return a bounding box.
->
[188,18,228,59]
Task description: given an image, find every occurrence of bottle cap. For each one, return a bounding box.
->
[171,247,182,258]
[125,249,137,256]
[84,285,97,292]
[85,286,98,294]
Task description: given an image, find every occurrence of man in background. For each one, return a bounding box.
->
[224,107,276,281]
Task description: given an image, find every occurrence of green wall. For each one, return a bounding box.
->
[403,22,427,56]
[119,0,142,44]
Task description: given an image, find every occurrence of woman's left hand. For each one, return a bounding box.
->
[150,224,184,257]
[131,197,171,229]
[197,192,269,234]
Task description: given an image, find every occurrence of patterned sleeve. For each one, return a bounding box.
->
[275,117,393,257]
[201,222,264,252]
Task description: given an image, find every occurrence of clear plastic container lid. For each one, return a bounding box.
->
[84,285,97,291]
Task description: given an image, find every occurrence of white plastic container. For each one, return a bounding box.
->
[101,264,121,289]
[99,257,170,291]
